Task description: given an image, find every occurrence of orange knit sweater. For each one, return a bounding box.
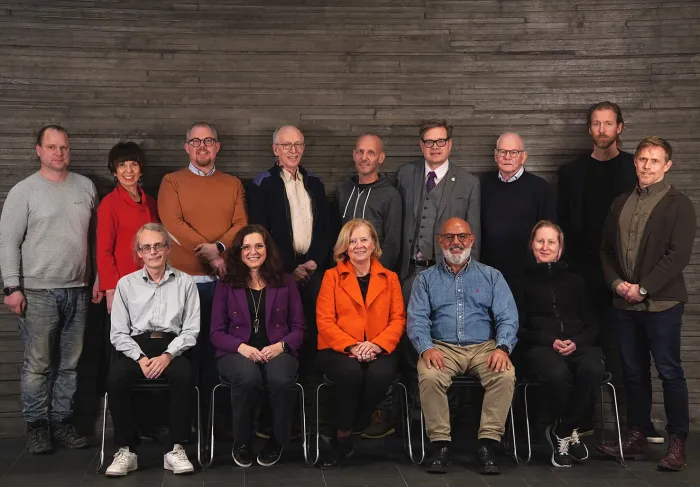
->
[157,168,247,276]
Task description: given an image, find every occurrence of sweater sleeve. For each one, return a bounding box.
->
[157,173,208,251]
[96,197,121,291]
[217,178,249,248]
[0,184,29,287]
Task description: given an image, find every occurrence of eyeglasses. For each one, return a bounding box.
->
[275,142,305,152]
[138,243,168,253]
[241,243,266,253]
[495,149,525,158]
[438,233,472,242]
[421,138,450,148]
[187,137,218,148]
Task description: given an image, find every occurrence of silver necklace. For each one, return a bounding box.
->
[249,288,264,333]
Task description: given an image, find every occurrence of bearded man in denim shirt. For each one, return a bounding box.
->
[407,217,518,475]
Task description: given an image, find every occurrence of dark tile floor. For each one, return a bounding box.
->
[0,433,696,487]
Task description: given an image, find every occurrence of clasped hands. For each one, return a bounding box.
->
[195,243,226,278]
[293,260,317,282]
[138,353,172,379]
[238,342,284,363]
[348,341,382,362]
[615,281,645,304]
[553,339,576,356]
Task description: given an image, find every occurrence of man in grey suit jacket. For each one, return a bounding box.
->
[396,119,481,304]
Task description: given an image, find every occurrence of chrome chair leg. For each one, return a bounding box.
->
[97,392,109,473]
[195,386,202,468]
[296,383,309,465]
[508,403,519,464]
[204,383,223,468]
[310,382,328,465]
[523,384,532,463]
[606,381,626,466]
[394,382,413,461]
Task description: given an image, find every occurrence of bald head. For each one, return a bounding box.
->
[439,218,474,268]
[273,125,305,173]
[441,217,471,235]
[494,131,528,181]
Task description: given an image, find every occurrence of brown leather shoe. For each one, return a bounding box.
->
[658,435,686,471]
[596,428,647,460]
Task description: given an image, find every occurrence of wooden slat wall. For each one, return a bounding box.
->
[0,0,699,437]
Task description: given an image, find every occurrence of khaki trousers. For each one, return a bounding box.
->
[417,340,515,442]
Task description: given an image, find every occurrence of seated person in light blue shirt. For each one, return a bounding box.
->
[106,223,200,478]
[407,217,518,475]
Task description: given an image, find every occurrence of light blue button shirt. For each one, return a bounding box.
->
[407,259,519,355]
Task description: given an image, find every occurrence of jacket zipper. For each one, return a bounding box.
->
[547,263,564,333]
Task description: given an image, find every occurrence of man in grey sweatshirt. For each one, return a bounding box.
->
[337,133,402,272]
[0,125,99,454]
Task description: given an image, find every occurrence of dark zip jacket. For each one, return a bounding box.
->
[512,261,599,348]
[247,163,331,273]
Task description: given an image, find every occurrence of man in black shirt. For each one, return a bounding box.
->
[557,102,661,442]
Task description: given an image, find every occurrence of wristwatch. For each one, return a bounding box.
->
[3,286,22,296]
[280,341,289,353]
[215,241,226,254]
[639,286,648,296]
[496,344,510,355]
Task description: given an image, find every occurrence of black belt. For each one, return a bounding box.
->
[410,258,436,268]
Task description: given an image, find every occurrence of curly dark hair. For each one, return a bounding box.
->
[225,224,285,288]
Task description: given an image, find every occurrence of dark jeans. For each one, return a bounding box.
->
[107,334,193,449]
[217,352,299,447]
[616,304,689,439]
[316,349,396,432]
[19,287,88,424]
[524,345,605,430]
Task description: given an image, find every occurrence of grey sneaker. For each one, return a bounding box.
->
[52,420,89,449]
[27,421,53,454]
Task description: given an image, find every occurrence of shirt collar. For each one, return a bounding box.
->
[636,179,669,196]
[440,256,471,276]
[498,166,525,183]
[141,264,176,283]
[424,159,449,182]
[189,162,216,177]
[280,165,302,183]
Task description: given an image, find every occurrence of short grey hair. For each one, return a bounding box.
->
[132,223,172,258]
[186,122,218,141]
[495,131,525,150]
[272,125,303,144]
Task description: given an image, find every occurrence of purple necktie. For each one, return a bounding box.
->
[426,171,437,193]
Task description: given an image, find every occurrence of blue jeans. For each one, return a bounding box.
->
[616,304,689,439]
[19,287,88,424]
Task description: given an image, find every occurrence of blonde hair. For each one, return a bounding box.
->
[529,220,565,255]
[333,219,382,262]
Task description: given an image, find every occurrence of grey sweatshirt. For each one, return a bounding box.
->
[0,171,98,289]
[337,173,402,271]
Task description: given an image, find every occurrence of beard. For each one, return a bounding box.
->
[444,247,471,266]
[593,133,618,150]
[196,151,214,167]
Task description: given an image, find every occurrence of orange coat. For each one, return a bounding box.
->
[317,258,406,354]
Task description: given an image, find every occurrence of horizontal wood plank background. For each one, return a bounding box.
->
[0,0,699,437]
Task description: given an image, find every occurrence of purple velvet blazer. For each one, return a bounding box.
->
[210,274,305,358]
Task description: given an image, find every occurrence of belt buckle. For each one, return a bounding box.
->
[150,332,164,339]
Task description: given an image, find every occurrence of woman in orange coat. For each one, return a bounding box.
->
[316,219,406,469]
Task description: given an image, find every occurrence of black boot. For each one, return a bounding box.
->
[27,420,53,454]
[319,436,354,470]
[425,441,450,473]
[476,439,500,475]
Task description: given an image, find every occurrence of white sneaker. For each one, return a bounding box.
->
[105,447,138,477]
[164,444,194,474]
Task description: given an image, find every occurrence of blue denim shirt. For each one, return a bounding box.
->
[407,259,519,355]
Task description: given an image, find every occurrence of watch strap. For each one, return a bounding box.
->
[496,344,510,355]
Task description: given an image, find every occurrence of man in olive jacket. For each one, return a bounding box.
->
[598,137,696,471]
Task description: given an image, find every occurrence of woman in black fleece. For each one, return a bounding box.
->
[513,221,605,469]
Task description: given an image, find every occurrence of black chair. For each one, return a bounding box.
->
[97,379,202,472]
[309,374,413,465]
[515,371,625,465]
[410,375,519,465]
[204,375,308,467]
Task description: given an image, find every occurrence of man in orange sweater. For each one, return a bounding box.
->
[158,121,248,418]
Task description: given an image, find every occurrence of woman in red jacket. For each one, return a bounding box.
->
[315,219,405,469]
[97,142,159,313]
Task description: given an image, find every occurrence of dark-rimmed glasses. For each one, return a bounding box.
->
[438,233,472,242]
[138,243,168,253]
[187,137,218,148]
[495,149,525,158]
[421,138,450,148]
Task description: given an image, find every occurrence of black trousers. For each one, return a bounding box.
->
[217,352,299,447]
[107,334,193,449]
[296,256,323,381]
[616,304,689,439]
[524,345,605,430]
[316,349,396,432]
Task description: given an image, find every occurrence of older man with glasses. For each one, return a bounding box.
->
[480,132,555,284]
[247,125,331,379]
[407,217,518,475]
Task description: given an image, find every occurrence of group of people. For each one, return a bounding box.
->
[0,101,695,478]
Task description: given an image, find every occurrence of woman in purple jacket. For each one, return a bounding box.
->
[211,224,305,468]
